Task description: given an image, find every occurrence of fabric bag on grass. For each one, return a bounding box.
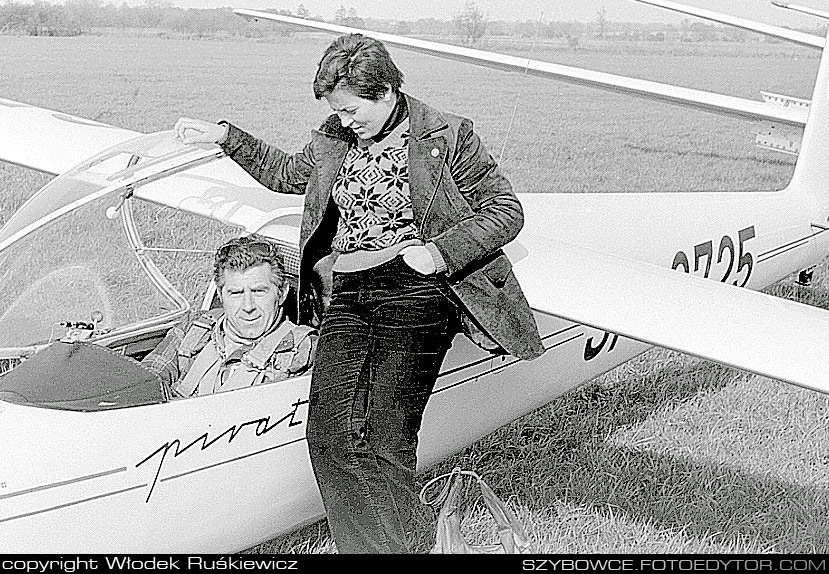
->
[419,467,534,554]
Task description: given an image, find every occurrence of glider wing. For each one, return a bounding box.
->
[634,0,823,49]
[509,230,829,396]
[0,98,139,175]
[234,9,808,128]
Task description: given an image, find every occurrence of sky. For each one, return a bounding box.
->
[161,0,829,27]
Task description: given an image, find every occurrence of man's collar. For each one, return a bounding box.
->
[213,311,288,359]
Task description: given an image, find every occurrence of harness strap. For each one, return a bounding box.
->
[283,324,316,375]
[175,319,317,397]
[175,309,222,378]
[177,309,222,359]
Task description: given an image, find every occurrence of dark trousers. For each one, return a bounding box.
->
[306,257,459,554]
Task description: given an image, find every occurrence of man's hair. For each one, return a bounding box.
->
[313,33,404,100]
[214,235,286,289]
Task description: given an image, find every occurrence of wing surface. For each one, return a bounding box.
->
[234,9,808,128]
[0,98,139,175]
[634,0,823,48]
[773,2,829,21]
[507,230,829,396]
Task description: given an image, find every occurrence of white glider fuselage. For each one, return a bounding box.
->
[3,2,829,555]
[2,184,825,553]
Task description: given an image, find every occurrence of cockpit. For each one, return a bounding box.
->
[0,132,305,411]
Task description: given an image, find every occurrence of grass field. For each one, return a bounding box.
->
[1,31,827,554]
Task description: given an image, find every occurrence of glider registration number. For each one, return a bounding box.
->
[671,226,756,287]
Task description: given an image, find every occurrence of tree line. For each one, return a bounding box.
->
[2,1,820,42]
[0,0,286,37]
[1,0,486,39]
[0,0,645,42]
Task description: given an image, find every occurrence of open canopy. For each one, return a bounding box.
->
[0,132,306,353]
[0,133,224,350]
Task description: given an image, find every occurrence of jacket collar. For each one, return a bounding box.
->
[315,92,449,143]
[405,93,450,140]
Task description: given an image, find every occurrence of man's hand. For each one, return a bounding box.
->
[400,245,437,275]
[174,118,228,145]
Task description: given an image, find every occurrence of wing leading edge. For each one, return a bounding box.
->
[509,230,829,396]
[633,0,824,49]
[773,2,829,21]
[233,9,808,128]
[0,98,139,176]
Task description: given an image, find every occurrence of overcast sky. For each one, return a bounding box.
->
[163,0,829,27]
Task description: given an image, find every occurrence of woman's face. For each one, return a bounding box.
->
[325,85,395,140]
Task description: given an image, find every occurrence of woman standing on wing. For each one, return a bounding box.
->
[174,33,543,554]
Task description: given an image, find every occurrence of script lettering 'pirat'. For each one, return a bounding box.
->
[135,399,306,502]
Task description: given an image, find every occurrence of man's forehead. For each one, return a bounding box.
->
[222,264,276,287]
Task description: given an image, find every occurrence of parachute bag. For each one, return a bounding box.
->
[419,468,534,554]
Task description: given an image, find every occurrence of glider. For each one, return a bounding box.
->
[1,0,828,553]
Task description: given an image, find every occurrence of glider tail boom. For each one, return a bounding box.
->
[788,28,829,220]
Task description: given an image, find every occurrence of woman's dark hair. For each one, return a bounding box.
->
[313,34,404,100]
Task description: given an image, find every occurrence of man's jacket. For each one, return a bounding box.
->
[142,310,316,397]
[220,94,543,360]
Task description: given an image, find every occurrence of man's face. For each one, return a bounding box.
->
[325,85,395,140]
[219,264,286,340]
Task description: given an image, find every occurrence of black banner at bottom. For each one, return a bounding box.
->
[0,555,825,573]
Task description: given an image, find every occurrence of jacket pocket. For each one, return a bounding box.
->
[483,252,512,287]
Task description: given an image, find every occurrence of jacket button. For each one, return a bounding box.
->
[431,148,439,157]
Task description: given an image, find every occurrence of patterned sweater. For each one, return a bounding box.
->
[330,118,418,266]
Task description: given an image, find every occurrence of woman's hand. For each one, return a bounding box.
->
[174,118,228,145]
[400,245,437,275]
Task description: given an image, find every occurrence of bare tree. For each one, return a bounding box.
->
[595,6,608,38]
[334,5,364,27]
[453,1,486,45]
[296,3,309,19]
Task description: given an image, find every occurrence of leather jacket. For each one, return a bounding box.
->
[220,94,543,360]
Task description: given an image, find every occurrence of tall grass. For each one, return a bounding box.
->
[1,33,827,553]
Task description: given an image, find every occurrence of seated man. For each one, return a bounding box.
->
[143,235,316,398]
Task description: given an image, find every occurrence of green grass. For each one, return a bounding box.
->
[1,32,828,554]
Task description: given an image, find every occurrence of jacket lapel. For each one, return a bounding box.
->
[406,95,451,230]
[304,130,349,242]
